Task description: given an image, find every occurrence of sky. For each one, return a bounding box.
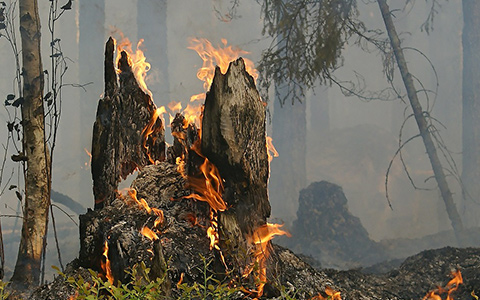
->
[0,0,468,279]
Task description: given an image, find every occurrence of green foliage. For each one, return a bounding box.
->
[176,255,240,300]
[0,280,10,299]
[57,257,241,300]
[56,262,168,300]
[258,0,363,104]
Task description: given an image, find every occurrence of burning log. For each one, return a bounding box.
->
[91,37,165,209]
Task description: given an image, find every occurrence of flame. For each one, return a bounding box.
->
[311,287,342,300]
[266,136,279,163]
[101,241,114,284]
[68,291,79,300]
[177,272,185,288]
[243,223,291,297]
[115,35,152,97]
[142,106,166,164]
[168,100,183,113]
[141,226,159,241]
[188,38,258,101]
[126,188,164,226]
[423,270,463,300]
[84,148,92,168]
[184,157,227,212]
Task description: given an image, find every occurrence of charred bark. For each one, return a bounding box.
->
[91,37,166,209]
[202,58,271,235]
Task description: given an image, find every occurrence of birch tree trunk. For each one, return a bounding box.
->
[10,0,51,289]
[377,0,465,244]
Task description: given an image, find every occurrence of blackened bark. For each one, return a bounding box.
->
[202,58,271,236]
[91,38,165,209]
[377,0,465,244]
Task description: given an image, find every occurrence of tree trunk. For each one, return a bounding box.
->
[79,0,105,205]
[10,0,51,289]
[461,0,480,228]
[377,0,465,244]
[202,59,271,235]
[269,88,307,224]
[91,37,166,209]
[137,0,169,101]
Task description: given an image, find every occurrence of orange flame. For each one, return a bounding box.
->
[266,136,279,163]
[188,38,258,101]
[84,148,92,168]
[184,157,227,212]
[177,272,185,288]
[140,226,159,241]
[115,35,152,97]
[68,291,79,300]
[142,106,166,164]
[244,223,291,297]
[423,270,463,300]
[101,241,114,284]
[126,188,164,226]
[311,287,342,300]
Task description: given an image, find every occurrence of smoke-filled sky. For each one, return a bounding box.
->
[0,0,468,278]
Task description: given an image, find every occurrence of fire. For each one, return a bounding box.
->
[101,240,114,284]
[266,136,279,163]
[177,272,185,288]
[84,148,92,168]
[142,106,166,164]
[244,223,291,297]
[311,287,342,300]
[68,291,79,300]
[188,38,258,101]
[140,226,159,241]
[114,34,152,97]
[126,188,164,226]
[184,156,227,212]
[423,270,463,300]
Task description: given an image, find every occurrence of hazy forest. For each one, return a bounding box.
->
[0,0,479,298]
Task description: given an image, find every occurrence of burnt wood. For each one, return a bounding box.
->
[202,58,271,237]
[91,37,165,209]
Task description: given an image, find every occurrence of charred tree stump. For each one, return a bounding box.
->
[91,37,165,209]
[202,58,270,236]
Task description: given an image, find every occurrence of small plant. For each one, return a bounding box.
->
[55,262,168,300]
[176,255,240,300]
[0,280,10,299]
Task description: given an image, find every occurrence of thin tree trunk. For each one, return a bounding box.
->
[10,0,51,289]
[79,0,105,205]
[137,0,169,100]
[461,0,480,228]
[377,0,465,244]
[270,95,306,224]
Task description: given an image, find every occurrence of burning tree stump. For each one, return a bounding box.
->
[91,37,165,209]
[77,39,330,299]
[202,59,271,235]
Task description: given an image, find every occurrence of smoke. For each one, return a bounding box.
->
[0,0,468,279]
